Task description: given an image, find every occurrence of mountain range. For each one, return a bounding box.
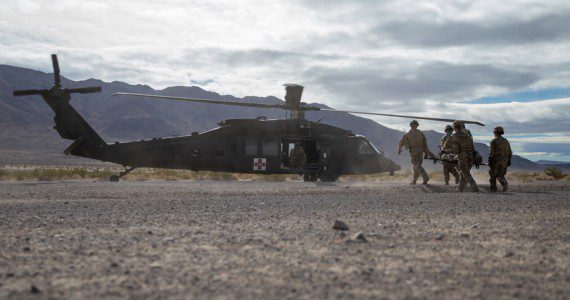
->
[0,64,564,172]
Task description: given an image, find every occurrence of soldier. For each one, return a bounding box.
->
[289,142,306,169]
[441,125,459,185]
[397,120,433,185]
[488,126,512,192]
[442,120,479,192]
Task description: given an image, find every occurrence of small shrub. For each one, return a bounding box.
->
[544,167,566,180]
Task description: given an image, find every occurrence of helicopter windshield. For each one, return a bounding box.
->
[356,137,379,155]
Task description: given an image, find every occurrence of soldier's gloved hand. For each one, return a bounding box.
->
[433,159,438,165]
[475,163,480,169]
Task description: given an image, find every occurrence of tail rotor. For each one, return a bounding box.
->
[13,54,102,98]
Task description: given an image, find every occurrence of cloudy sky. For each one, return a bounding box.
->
[1,0,569,161]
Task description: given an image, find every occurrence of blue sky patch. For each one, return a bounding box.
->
[469,87,570,104]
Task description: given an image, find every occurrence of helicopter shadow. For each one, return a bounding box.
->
[315,181,339,187]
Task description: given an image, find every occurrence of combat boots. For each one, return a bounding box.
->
[489,178,498,192]
[500,180,508,192]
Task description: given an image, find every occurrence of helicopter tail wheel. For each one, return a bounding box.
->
[109,166,136,182]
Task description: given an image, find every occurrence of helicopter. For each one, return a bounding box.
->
[13,54,484,182]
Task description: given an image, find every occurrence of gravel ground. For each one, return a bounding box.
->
[0,180,568,299]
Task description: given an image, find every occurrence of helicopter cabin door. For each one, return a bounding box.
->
[280,139,319,173]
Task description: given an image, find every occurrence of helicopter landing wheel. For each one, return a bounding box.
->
[109,166,136,182]
[303,173,318,182]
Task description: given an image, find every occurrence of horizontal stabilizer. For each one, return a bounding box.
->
[63,138,84,155]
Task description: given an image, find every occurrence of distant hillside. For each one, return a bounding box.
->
[536,160,570,165]
[0,64,545,171]
[534,160,570,172]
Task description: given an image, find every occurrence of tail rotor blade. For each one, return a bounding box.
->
[13,89,49,96]
[51,54,61,86]
[65,86,102,94]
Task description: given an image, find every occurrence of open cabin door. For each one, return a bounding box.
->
[280,139,319,173]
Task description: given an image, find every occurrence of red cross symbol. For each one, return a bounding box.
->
[253,158,266,171]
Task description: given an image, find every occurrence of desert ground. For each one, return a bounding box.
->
[0,179,568,299]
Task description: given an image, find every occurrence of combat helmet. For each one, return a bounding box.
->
[452,120,463,129]
[444,125,453,132]
[410,120,419,126]
[493,126,504,135]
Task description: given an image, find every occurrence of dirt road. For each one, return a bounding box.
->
[0,180,568,299]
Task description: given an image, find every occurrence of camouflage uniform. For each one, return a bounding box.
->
[443,126,478,192]
[289,145,306,169]
[488,135,512,192]
[441,131,459,185]
[398,129,429,184]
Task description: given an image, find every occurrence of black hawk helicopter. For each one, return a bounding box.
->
[13,55,484,182]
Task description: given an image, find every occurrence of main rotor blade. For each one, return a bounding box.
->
[316,108,485,126]
[51,54,61,86]
[113,92,284,109]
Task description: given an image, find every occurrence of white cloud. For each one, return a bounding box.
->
[1,0,570,161]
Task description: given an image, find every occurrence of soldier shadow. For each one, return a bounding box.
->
[477,186,554,195]
[418,184,551,195]
[412,182,556,195]
[419,184,448,193]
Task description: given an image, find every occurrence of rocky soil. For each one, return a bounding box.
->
[0,180,568,299]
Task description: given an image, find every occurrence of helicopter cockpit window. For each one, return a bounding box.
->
[245,139,258,156]
[262,141,278,157]
[358,139,378,155]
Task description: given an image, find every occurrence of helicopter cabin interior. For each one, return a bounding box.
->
[240,137,320,173]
